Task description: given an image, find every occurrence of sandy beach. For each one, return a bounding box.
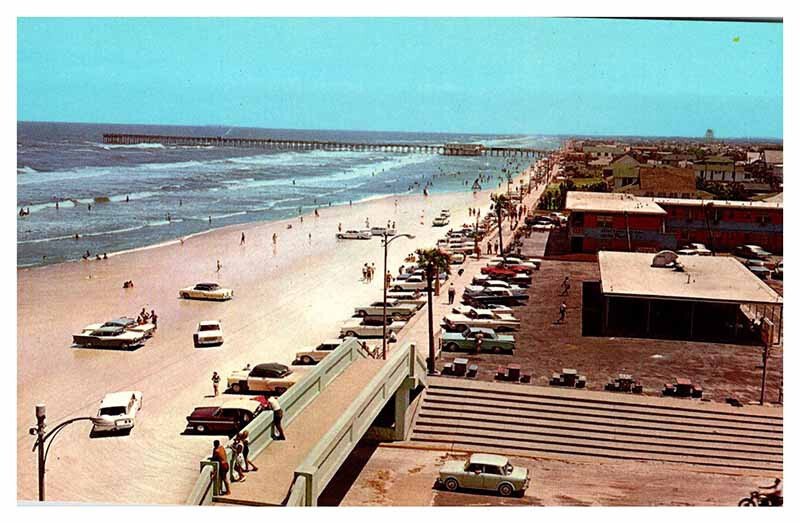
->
[17,170,539,504]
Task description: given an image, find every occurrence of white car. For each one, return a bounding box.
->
[387,290,427,309]
[391,274,428,291]
[464,282,528,298]
[194,320,224,347]
[294,338,345,365]
[340,318,407,338]
[370,227,396,236]
[440,209,451,217]
[488,257,541,270]
[91,391,143,434]
[450,253,466,265]
[443,308,520,332]
[354,299,418,319]
[337,229,372,240]
[179,282,234,301]
[433,216,450,227]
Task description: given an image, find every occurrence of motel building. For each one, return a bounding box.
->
[582,251,783,345]
[565,191,783,254]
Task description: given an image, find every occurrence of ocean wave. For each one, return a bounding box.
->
[100,143,166,150]
[17,219,184,245]
[17,165,40,175]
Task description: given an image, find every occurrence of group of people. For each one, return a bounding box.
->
[362,262,377,283]
[82,250,108,261]
[122,280,135,289]
[138,307,158,328]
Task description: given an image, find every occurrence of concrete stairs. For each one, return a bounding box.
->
[407,378,782,473]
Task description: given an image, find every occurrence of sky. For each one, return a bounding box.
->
[17,18,783,138]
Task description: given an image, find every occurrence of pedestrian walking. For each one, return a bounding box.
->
[239,430,258,472]
[268,396,286,440]
[338,223,342,233]
[211,440,231,495]
[231,440,247,482]
[447,283,456,304]
[494,241,500,255]
[212,371,221,396]
[371,263,376,282]
[240,232,245,245]
[362,264,368,282]
[560,276,571,296]
[385,271,393,287]
[558,302,567,323]
[273,233,277,245]
[216,260,222,272]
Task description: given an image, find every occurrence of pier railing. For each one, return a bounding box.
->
[102,133,546,158]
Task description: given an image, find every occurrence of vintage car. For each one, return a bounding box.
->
[369,226,396,237]
[441,327,515,354]
[391,274,429,291]
[226,362,304,394]
[464,282,528,299]
[473,272,531,287]
[773,261,783,280]
[433,216,450,227]
[194,320,224,347]
[745,259,772,279]
[678,243,713,256]
[354,300,418,319]
[663,378,703,399]
[80,317,156,338]
[179,282,233,301]
[442,307,519,333]
[336,229,372,240]
[340,317,407,338]
[483,261,535,274]
[294,338,344,365]
[464,288,526,307]
[437,453,530,496]
[449,253,466,265]
[73,325,147,349]
[488,257,541,270]
[185,398,263,434]
[734,244,772,260]
[387,290,427,309]
[91,391,143,434]
[440,209,451,217]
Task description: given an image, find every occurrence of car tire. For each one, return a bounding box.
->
[300,355,315,365]
[444,478,459,492]
[195,424,206,434]
[358,310,367,317]
[498,483,514,497]
[180,292,189,299]
[445,343,460,352]
[231,382,247,394]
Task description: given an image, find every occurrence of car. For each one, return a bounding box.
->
[91,391,143,434]
[387,290,427,309]
[734,244,772,260]
[354,300,418,319]
[391,274,429,292]
[339,317,407,338]
[441,327,515,354]
[294,338,344,365]
[72,325,147,349]
[226,362,304,394]
[370,227,396,237]
[463,288,526,307]
[179,282,234,301]
[185,398,263,434]
[773,261,783,280]
[440,209,451,217]
[433,216,450,227]
[336,229,372,240]
[488,257,541,270]
[747,264,771,279]
[194,320,224,347]
[677,248,712,256]
[443,309,520,333]
[464,282,528,299]
[472,272,531,288]
[444,243,476,255]
[81,317,156,338]
[449,253,466,265]
[437,453,530,497]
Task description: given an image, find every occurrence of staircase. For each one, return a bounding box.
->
[407,378,782,474]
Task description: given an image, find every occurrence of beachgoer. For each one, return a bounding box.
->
[125,195,130,203]
[314,209,319,218]
[560,276,571,296]
[88,203,92,211]
[371,263,376,281]
[308,232,312,242]
[216,260,222,272]
[230,440,246,482]
[385,271,393,287]
[150,310,158,329]
[558,302,567,323]
[240,232,245,245]
[96,254,102,260]
[365,218,370,228]
[273,233,277,245]
[208,216,212,224]
[447,283,456,304]
[103,253,108,260]
[212,372,221,396]
[268,396,286,440]
[338,223,342,233]
[211,440,231,495]
[300,216,304,224]
[362,264,368,282]
[239,430,258,472]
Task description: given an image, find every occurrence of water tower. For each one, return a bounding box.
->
[704,129,715,142]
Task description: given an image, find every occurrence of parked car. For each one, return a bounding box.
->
[441,327,515,353]
[340,317,407,338]
[392,274,428,291]
[294,339,344,365]
[179,282,233,301]
[437,453,530,497]
[80,317,156,338]
[433,216,450,227]
[370,226,396,237]
[387,290,427,309]
[226,362,303,394]
[73,325,147,349]
[442,308,520,333]
[91,391,143,434]
[464,282,528,299]
[473,272,531,288]
[440,209,451,217]
[488,257,540,270]
[449,253,466,265]
[734,244,772,260]
[354,299,417,319]
[185,398,263,434]
[745,260,771,279]
[337,229,372,240]
[194,320,224,347]
[464,288,526,307]
[678,243,712,256]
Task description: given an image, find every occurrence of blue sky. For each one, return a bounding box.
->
[17,18,783,138]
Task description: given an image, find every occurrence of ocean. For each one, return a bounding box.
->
[17,122,560,268]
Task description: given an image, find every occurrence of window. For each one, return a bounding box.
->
[483,465,502,475]
[597,216,613,228]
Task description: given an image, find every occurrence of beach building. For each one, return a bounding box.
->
[582,251,782,344]
[565,191,783,254]
[617,165,698,198]
[693,156,746,183]
[607,154,640,190]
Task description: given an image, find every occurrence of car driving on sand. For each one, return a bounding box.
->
[91,391,143,434]
[194,320,224,347]
[179,282,233,301]
[73,324,147,350]
[337,229,372,240]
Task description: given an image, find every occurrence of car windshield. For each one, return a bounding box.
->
[98,406,127,416]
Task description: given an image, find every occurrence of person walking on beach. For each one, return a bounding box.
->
[268,396,286,440]
[272,233,277,245]
[216,260,222,272]
[212,372,221,396]
[240,232,246,245]
[385,270,393,288]
[365,217,370,228]
[314,209,319,218]
[239,430,258,472]
[560,276,571,296]
[447,283,456,304]
[362,264,368,282]
[370,263,377,282]
[211,440,231,495]
[338,223,342,233]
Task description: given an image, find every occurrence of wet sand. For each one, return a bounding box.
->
[17,173,537,504]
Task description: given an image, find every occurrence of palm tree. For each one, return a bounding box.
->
[415,247,452,375]
[491,193,512,259]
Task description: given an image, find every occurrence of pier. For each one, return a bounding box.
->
[102,133,545,158]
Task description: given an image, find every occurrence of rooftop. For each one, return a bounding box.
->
[565,191,666,215]
[646,196,783,210]
[598,251,782,305]
[638,166,696,194]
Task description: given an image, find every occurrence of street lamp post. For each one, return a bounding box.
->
[382,233,415,359]
[30,404,93,502]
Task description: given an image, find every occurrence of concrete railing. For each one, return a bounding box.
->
[185,337,370,504]
[287,342,428,506]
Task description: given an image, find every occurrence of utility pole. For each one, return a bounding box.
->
[35,404,46,502]
[760,342,769,406]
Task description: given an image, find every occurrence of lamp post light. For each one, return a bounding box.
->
[382,233,415,359]
[30,404,93,502]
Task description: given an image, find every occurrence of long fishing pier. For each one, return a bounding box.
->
[102,133,545,158]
